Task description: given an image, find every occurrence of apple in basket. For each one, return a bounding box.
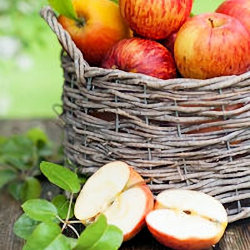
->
[146,189,228,250]
[216,0,250,32]
[174,12,250,79]
[162,32,178,56]
[119,0,193,40]
[101,38,177,79]
[58,0,131,66]
[74,161,154,241]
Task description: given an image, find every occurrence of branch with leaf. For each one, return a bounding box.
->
[14,161,123,250]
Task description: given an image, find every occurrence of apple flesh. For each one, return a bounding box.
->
[216,0,250,33]
[102,38,177,80]
[146,189,228,250]
[58,0,130,66]
[74,161,154,241]
[119,0,193,40]
[174,12,250,79]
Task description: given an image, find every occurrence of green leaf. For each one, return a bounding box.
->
[49,0,78,21]
[40,161,80,193]
[52,195,74,219]
[0,136,6,145]
[26,128,48,147]
[0,135,34,169]
[8,181,24,201]
[75,214,123,250]
[23,222,70,250]
[93,224,123,250]
[20,177,42,202]
[22,199,58,222]
[2,156,28,170]
[14,214,40,240]
[0,169,17,189]
[0,135,33,158]
[65,238,77,249]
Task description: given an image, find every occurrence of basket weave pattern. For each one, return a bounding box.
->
[41,7,250,223]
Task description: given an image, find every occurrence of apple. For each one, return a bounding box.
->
[58,0,131,66]
[119,0,193,40]
[162,32,178,56]
[146,189,228,250]
[74,161,154,241]
[216,0,250,33]
[174,12,250,79]
[102,38,177,79]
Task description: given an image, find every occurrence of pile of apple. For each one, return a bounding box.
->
[59,0,250,80]
[74,161,228,249]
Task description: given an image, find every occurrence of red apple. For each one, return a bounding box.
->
[74,161,154,241]
[174,12,250,79]
[58,0,131,66]
[119,0,193,40]
[102,38,177,79]
[146,189,228,250]
[216,0,250,33]
[162,32,178,56]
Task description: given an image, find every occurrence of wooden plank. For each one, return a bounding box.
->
[219,219,250,250]
[1,190,249,250]
[0,192,24,250]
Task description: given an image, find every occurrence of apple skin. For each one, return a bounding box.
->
[162,32,178,56]
[102,38,177,79]
[147,222,225,250]
[174,12,250,79]
[58,0,131,66]
[125,167,145,189]
[123,184,154,241]
[216,0,250,33]
[119,0,193,40]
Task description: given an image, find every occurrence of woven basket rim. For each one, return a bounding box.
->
[40,6,250,88]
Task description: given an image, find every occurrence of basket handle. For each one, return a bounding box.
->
[40,6,89,84]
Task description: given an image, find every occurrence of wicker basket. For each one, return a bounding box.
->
[41,7,250,223]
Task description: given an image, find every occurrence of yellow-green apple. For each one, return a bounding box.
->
[174,13,250,79]
[102,38,177,79]
[74,161,154,241]
[146,189,228,250]
[216,0,250,33]
[58,0,131,66]
[119,0,193,40]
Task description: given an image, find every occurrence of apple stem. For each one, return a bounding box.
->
[76,17,85,28]
[208,18,214,28]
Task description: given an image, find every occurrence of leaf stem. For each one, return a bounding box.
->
[68,220,82,224]
[67,224,80,238]
[56,215,65,224]
[62,193,73,231]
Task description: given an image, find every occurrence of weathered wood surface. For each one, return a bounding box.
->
[0,119,249,250]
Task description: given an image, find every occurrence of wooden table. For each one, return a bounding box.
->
[0,119,250,250]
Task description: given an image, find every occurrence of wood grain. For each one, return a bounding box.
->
[0,192,24,250]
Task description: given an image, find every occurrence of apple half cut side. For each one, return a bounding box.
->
[74,161,154,241]
[146,189,228,250]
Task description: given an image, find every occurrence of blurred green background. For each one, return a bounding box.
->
[0,0,225,118]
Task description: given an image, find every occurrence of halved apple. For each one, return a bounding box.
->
[146,189,228,250]
[74,161,154,241]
